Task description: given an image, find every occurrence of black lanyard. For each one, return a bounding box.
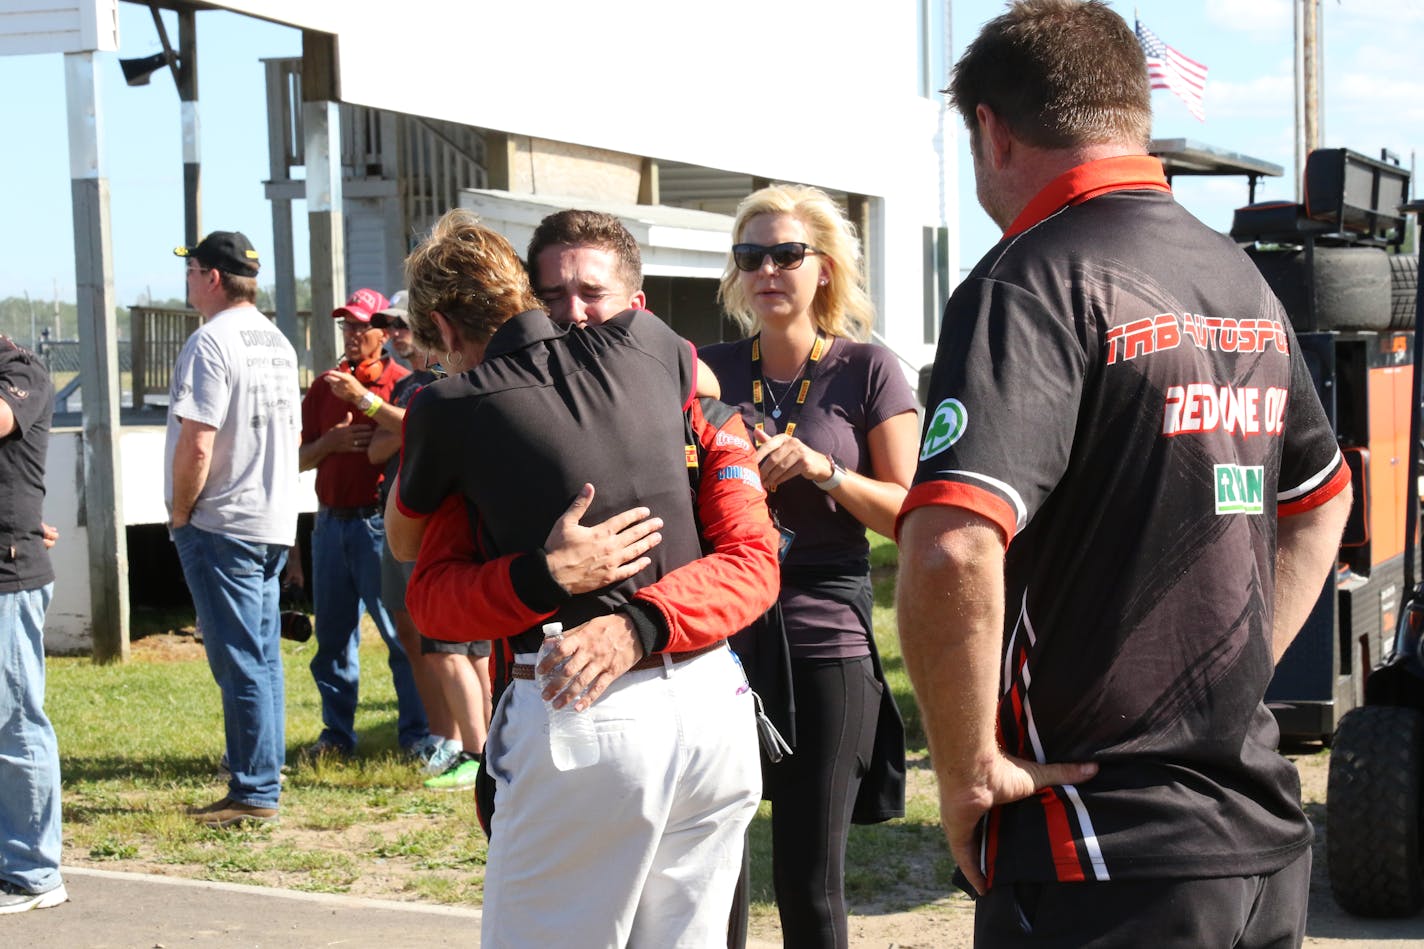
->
[751,332,827,439]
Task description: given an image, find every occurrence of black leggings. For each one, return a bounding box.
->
[766,655,880,949]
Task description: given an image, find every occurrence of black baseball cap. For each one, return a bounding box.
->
[174,231,261,277]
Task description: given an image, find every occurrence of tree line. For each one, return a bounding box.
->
[0,279,312,348]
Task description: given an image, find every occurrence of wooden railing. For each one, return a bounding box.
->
[129,307,199,406]
[128,306,314,406]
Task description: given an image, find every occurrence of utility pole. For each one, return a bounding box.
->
[24,290,36,351]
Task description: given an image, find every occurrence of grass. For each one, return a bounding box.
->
[48,532,955,918]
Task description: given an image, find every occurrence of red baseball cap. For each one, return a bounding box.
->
[332,288,389,324]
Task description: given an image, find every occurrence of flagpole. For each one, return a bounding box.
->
[1304,0,1320,155]
[1294,0,1305,199]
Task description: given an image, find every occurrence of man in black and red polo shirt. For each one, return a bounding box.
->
[896,3,1352,946]
[299,288,428,758]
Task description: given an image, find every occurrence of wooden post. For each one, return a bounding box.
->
[485,131,519,191]
[379,111,406,291]
[64,51,129,663]
[638,158,659,205]
[130,306,146,406]
[264,58,301,357]
[303,31,343,371]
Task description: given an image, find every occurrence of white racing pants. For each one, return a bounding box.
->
[481,645,760,949]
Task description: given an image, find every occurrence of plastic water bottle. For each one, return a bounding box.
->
[536,622,600,771]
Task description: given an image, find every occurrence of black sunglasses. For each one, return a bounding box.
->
[732,242,821,273]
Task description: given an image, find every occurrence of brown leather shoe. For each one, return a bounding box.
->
[186,796,233,816]
[189,797,278,827]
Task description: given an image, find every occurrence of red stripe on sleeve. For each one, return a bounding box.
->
[1278,461,1351,518]
[896,480,1017,547]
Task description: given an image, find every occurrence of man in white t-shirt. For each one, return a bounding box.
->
[166,231,301,827]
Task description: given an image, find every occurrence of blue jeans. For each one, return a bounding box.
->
[0,583,61,893]
[173,525,286,809]
[310,509,427,751]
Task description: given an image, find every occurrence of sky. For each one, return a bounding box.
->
[0,0,1420,317]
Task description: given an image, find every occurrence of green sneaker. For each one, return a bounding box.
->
[423,751,481,791]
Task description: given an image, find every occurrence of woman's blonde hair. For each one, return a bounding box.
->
[717,184,875,341]
[404,208,543,355]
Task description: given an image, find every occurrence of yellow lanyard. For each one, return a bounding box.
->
[751,332,826,439]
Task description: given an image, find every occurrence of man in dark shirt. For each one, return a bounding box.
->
[299,289,428,757]
[896,2,1352,946]
[0,335,66,914]
[391,209,778,947]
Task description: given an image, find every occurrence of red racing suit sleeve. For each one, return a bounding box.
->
[623,398,781,653]
[404,495,553,642]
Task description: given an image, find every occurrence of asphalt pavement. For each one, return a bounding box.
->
[6,866,484,948]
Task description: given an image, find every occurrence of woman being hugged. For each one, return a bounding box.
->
[702,184,919,948]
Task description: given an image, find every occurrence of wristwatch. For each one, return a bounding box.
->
[358,391,382,417]
[814,454,847,492]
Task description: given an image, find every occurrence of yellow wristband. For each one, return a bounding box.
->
[361,394,383,418]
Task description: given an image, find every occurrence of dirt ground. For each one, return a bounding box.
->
[94,638,1424,946]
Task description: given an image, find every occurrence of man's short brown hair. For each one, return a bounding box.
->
[948,0,1150,150]
[219,272,258,305]
[527,209,642,294]
[403,209,543,356]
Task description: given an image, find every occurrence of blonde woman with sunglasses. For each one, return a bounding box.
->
[702,184,919,949]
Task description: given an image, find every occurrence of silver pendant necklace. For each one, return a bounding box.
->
[764,377,794,419]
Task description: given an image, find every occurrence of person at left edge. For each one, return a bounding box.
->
[299,288,429,757]
[0,333,66,912]
[167,231,300,827]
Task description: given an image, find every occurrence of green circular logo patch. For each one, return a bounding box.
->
[920,398,968,461]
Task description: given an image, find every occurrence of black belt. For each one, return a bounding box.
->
[321,504,381,520]
[511,641,725,680]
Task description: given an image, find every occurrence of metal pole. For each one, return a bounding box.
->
[63,51,130,663]
[177,9,201,249]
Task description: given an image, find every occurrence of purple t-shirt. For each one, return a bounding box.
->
[701,335,917,657]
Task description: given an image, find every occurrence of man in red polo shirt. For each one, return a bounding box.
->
[299,288,428,757]
[896,2,1351,946]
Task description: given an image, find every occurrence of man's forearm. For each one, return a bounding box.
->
[384,479,427,562]
[896,507,1007,787]
[298,437,328,472]
[0,395,15,439]
[1273,487,1352,662]
[171,425,216,525]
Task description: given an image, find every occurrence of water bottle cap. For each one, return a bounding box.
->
[541,622,563,638]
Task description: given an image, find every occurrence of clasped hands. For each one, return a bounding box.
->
[536,483,662,711]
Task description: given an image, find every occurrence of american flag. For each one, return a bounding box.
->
[1136,20,1207,121]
